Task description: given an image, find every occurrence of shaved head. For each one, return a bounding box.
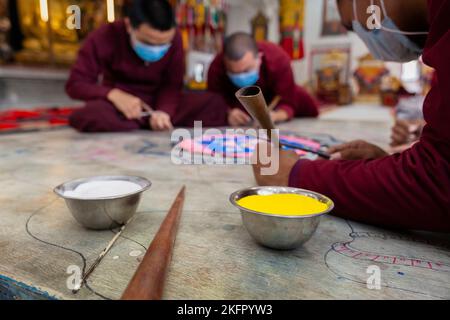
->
[224,32,259,61]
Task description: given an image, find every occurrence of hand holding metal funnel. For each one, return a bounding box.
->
[236,86,331,159]
[235,86,277,140]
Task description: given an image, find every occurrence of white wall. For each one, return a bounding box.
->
[225,0,403,84]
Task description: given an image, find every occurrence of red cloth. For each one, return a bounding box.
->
[289,0,450,232]
[207,41,319,119]
[66,20,185,118]
[0,106,80,133]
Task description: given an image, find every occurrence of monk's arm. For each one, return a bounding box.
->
[65,36,113,101]
[288,143,450,232]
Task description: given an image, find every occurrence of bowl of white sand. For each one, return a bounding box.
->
[54,176,151,230]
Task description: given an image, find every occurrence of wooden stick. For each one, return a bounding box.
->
[279,140,331,159]
[267,95,281,112]
[246,133,331,159]
[121,186,186,300]
[72,220,131,294]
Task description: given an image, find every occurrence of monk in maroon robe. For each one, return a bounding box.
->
[208,33,319,126]
[67,0,228,132]
[253,0,450,232]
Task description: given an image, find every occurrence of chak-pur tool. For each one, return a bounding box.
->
[235,86,330,159]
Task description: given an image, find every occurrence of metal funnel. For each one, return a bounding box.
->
[235,86,276,140]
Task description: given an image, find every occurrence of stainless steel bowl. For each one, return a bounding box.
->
[54,176,151,230]
[230,186,334,250]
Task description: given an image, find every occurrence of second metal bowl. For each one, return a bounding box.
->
[230,186,334,250]
[54,176,151,230]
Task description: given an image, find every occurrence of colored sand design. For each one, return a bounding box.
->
[177,134,322,158]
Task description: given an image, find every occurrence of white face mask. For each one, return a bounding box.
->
[352,0,428,63]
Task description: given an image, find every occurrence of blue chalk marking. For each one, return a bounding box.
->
[0,274,58,300]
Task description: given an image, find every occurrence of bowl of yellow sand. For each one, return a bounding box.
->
[230,186,334,250]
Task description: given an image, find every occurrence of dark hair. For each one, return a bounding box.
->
[126,0,175,31]
[224,32,258,61]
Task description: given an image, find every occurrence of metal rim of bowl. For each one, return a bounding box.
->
[53,175,152,201]
[229,186,334,219]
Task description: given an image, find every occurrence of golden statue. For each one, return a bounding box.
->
[16,0,125,66]
[0,0,12,63]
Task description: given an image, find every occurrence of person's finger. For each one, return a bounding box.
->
[391,129,408,143]
[150,118,156,130]
[270,112,278,124]
[390,135,403,147]
[156,117,165,131]
[330,150,357,161]
[408,124,421,135]
[159,116,172,131]
[328,142,353,154]
[134,107,142,119]
[132,103,144,119]
[161,117,172,131]
[166,119,174,130]
[229,113,238,125]
[330,152,342,160]
[241,112,251,123]
[233,115,246,126]
[393,123,409,137]
[393,126,409,138]
[126,102,139,119]
[151,116,162,131]
[391,132,408,146]
[239,114,252,125]
[236,116,247,126]
[396,119,409,130]
[124,107,134,120]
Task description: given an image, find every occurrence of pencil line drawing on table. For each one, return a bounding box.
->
[0,120,448,300]
[324,221,450,300]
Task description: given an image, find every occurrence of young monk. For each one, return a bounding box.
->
[253,0,450,232]
[67,0,229,132]
[207,32,319,127]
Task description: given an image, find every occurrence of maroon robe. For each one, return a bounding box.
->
[66,20,228,132]
[289,0,450,232]
[207,42,319,119]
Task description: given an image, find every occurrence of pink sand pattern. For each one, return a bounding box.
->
[177,133,322,159]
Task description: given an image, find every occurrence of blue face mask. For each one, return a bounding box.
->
[352,0,427,63]
[228,69,260,88]
[132,36,171,63]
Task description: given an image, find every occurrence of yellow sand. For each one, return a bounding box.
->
[237,194,328,216]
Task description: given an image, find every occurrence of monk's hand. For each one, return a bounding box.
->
[107,88,143,120]
[328,140,388,161]
[270,109,289,124]
[150,111,173,131]
[251,140,300,187]
[390,119,424,147]
[228,108,251,127]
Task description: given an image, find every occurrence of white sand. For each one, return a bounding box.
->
[64,180,142,199]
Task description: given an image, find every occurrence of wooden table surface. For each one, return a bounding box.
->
[0,115,449,300]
